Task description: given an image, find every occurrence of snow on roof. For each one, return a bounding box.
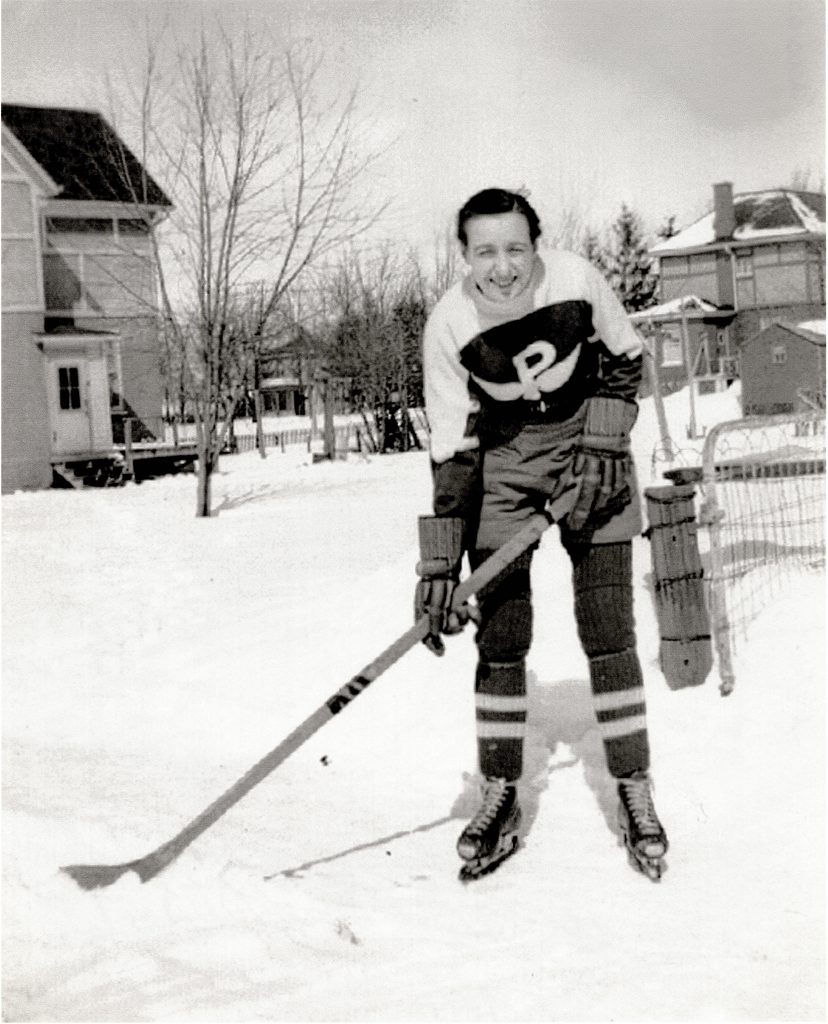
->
[797,319,826,336]
[651,189,825,254]
[748,320,827,347]
[629,294,731,322]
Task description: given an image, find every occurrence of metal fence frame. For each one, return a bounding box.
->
[698,410,825,694]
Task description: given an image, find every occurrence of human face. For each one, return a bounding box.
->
[462,211,537,303]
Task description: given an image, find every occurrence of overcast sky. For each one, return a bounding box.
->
[2,0,825,251]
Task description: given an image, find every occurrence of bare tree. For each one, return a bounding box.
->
[322,245,425,452]
[106,20,386,515]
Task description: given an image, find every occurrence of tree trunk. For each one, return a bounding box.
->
[254,357,267,459]
[323,377,336,459]
[196,441,216,517]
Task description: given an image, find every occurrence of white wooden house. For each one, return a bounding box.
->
[2,104,180,490]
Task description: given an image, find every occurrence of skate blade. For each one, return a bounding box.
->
[626,847,666,882]
[458,833,520,883]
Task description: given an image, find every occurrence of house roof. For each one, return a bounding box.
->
[651,189,825,256]
[747,320,827,348]
[1,104,171,207]
[1,123,61,195]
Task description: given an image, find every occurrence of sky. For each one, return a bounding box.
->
[2,0,825,252]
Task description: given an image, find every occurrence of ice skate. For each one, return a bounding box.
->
[617,771,668,881]
[457,776,521,881]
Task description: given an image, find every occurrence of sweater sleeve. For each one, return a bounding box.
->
[581,258,644,403]
[423,298,482,537]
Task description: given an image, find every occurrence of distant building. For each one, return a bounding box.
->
[629,294,737,397]
[639,182,825,403]
[739,320,825,416]
[2,104,173,490]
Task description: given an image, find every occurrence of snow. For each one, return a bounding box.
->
[798,319,827,337]
[629,295,722,322]
[3,384,825,1021]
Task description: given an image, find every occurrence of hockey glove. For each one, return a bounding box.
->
[565,397,638,535]
[415,515,479,656]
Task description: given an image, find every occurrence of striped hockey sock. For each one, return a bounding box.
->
[475,660,526,782]
[589,647,650,778]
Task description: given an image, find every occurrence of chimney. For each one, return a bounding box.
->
[713,181,736,241]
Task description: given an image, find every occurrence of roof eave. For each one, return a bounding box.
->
[1,124,61,195]
[651,230,825,258]
[43,197,173,220]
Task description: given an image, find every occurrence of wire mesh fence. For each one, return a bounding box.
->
[698,411,825,694]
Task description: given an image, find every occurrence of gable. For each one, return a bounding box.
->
[1,104,171,207]
[1,123,59,195]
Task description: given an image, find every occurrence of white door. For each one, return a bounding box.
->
[49,360,92,454]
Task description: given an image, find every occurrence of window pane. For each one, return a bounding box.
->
[778,243,805,264]
[736,278,754,307]
[58,366,81,410]
[735,254,753,277]
[753,245,781,266]
[688,253,716,272]
[118,219,150,235]
[84,254,154,314]
[807,263,825,303]
[47,218,113,234]
[660,328,683,367]
[755,264,808,305]
[660,256,689,278]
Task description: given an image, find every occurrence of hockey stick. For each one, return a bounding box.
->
[61,512,553,890]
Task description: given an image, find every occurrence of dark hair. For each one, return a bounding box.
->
[456,188,542,247]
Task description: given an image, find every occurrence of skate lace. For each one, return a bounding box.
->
[619,775,660,834]
[467,778,509,836]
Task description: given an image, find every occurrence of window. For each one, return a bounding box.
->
[46,217,114,234]
[771,345,787,365]
[118,218,151,235]
[735,251,753,278]
[58,366,82,410]
[688,252,716,272]
[753,244,781,266]
[660,327,683,367]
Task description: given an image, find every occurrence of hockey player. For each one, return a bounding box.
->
[414,188,668,881]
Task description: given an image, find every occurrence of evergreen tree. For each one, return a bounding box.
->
[582,228,611,279]
[605,203,658,312]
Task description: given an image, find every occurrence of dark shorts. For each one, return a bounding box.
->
[475,414,643,551]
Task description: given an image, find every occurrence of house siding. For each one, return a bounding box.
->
[2,140,51,490]
[2,311,52,490]
[2,163,42,309]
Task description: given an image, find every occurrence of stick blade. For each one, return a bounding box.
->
[61,862,136,891]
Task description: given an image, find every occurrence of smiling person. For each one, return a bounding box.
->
[414,187,668,882]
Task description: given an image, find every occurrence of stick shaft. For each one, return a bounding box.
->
[94,513,553,882]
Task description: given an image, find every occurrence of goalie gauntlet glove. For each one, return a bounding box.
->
[415,515,478,656]
[565,396,638,535]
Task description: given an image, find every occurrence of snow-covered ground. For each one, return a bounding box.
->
[3,384,825,1021]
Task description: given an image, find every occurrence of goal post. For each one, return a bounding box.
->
[698,411,825,694]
